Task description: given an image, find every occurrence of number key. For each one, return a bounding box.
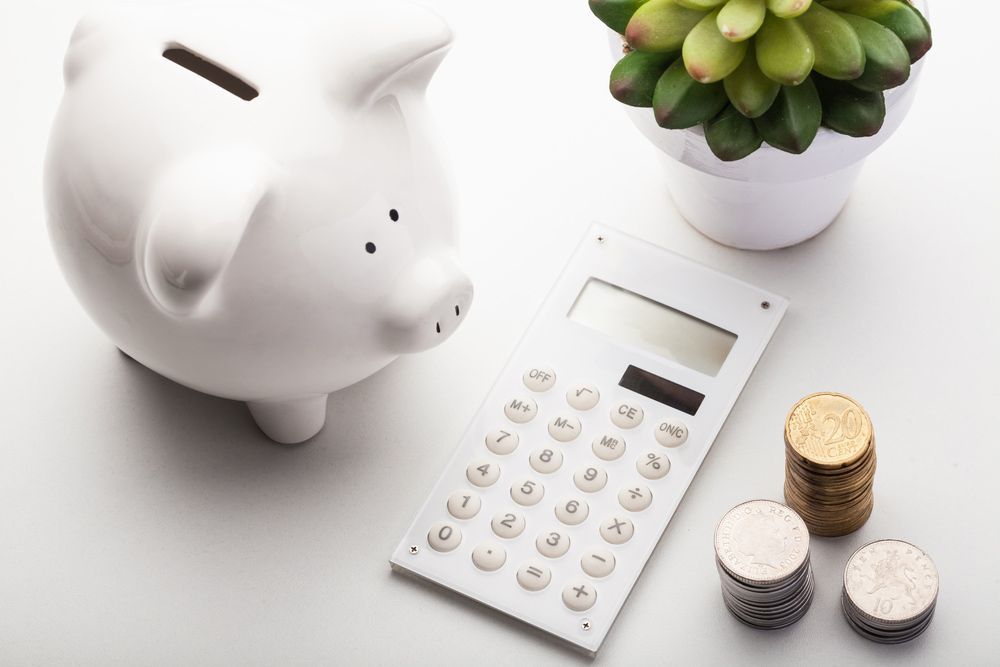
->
[466,459,500,487]
[554,497,590,526]
[510,477,545,506]
[491,509,526,539]
[446,490,481,520]
[573,465,608,493]
[485,429,519,455]
[529,447,563,474]
[536,529,571,558]
[427,521,462,552]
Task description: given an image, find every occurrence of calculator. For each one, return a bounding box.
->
[390,223,788,655]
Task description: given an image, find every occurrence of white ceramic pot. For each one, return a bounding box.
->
[44,0,473,444]
[609,1,927,250]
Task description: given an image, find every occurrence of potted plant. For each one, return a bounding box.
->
[590,0,932,250]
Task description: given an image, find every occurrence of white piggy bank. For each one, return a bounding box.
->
[44,0,473,444]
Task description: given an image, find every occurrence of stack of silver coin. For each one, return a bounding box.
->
[842,539,939,643]
[714,500,815,629]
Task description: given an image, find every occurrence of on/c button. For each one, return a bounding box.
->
[655,418,689,447]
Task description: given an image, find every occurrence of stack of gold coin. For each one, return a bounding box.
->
[783,392,876,537]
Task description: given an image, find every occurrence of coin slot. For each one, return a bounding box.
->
[162,46,259,101]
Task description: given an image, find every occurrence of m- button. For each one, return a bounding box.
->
[547,415,582,442]
[611,400,644,429]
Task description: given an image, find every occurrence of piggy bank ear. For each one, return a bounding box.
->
[333,3,453,105]
[142,148,275,316]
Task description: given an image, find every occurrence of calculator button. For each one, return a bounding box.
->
[523,367,557,392]
[510,477,545,506]
[516,561,552,591]
[580,548,616,578]
[447,490,482,519]
[655,418,689,448]
[485,429,519,455]
[573,465,608,493]
[504,396,538,424]
[491,510,526,539]
[611,400,644,429]
[467,459,501,487]
[591,433,626,461]
[562,580,597,612]
[472,542,507,572]
[536,529,571,558]
[637,450,671,480]
[600,516,635,545]
[427,521,462,552]
[554,497,590,526]
[618,484,652,512]
[529,447,564,474]
[547,415,582,442]
[566,384,600,411]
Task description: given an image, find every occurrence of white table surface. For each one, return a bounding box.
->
[2,1,997,664]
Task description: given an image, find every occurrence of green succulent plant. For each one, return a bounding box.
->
[591,0,931,160]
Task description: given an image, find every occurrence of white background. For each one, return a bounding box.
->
[1,0,998,664]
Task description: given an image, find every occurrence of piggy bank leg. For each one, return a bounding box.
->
[247,394,328,444]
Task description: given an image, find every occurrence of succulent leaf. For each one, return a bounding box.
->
[836,12,910,91]
[797,3,865,80]
[610,50,680,107]
[589,0,652,34]
[766,0,812,19]
[755,14,815,86]
[814,75,886,137]
[704,104,764,161]
[683,9,750,83]
[626,0,708,52]
[822,0,931,63]
[723,43,780,117]
[652,58,729,129]
[675,0,727,9]
[716,0,766,42]
[754,78,822,153]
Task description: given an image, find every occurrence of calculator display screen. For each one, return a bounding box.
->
[568,278,737,377]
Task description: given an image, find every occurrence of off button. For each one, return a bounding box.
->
[523,367,556,392]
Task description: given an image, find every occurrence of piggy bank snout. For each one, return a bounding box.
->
[380,255,472,353]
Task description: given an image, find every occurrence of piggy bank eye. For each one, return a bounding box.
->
[389,209,399,222]
[365,242,376,254]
